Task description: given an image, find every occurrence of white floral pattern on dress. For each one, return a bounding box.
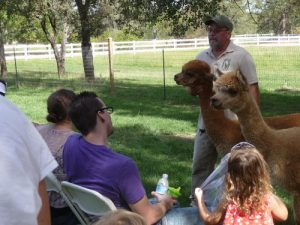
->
[223,196,274,225]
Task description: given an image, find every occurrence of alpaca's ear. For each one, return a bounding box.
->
[236,71,249,91]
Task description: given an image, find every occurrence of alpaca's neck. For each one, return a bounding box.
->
[196,84,231,145]
[235,94,275,155]
[198,86,225,128]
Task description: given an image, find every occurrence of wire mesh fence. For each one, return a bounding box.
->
[4,44,300,97]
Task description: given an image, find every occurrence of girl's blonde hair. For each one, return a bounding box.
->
[223,144,272,215]
[94,209,147,225]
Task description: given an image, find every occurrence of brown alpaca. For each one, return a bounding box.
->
[210,70,300,225]
[174,59,300,156]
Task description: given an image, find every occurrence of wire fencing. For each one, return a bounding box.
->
[4,35,300,97]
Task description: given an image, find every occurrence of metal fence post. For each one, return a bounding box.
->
[13,46,19,89]
[162,48,166,100]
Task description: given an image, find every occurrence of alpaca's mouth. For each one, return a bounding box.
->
[174,75,185,85]
[210,99,223,110]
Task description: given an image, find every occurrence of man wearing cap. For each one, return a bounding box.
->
[191,15,260,202]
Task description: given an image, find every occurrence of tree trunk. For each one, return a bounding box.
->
[76,0,95,80]
[56,22,69,77]
[0,22,8,79]
[282,12,287,35]
[40,17,68,78]
[81,45,94,80]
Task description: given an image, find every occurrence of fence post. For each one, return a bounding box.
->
[133,41,136,54]
[108,37,115,95]
[70,44,74,57]
[162,48,166,100]
[153,39,156,50]
[24,45,28,60]
[48,44,52,59]
[13,46,19,89]
[92,43,95,56]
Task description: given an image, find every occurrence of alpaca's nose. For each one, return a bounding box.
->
[174,74,178,80]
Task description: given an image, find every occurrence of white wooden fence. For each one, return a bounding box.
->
[5,34,300,60]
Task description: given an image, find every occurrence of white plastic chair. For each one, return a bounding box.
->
[45,173,89,225]
[61,181,117,223]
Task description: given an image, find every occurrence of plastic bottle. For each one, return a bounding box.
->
[155,174,169,195]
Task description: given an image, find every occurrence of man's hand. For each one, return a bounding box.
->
[151,191,177,211]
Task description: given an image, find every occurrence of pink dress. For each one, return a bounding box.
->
[223,196,274,225]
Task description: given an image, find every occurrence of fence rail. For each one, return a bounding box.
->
[5,34,300,60]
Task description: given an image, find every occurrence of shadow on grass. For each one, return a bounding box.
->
[261,89,300,116]
[109,124,193,206]
[7,73,200,124]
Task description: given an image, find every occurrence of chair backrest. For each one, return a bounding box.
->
[61,181,117,217]
[45,173,89,225]
[45,172,63,192]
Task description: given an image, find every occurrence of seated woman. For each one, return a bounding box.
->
[36,89,78,225]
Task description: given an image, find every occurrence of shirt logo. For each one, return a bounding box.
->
[222,58,231,70]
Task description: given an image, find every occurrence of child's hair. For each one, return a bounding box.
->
[223,142,272,215]
[93,209,147,225]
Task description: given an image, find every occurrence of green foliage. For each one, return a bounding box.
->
[92,29,141,42]
[220,0,258,34]
[116,0,222,37]
[255,0,300,34]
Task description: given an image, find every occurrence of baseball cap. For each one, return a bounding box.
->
[205,15,233,31]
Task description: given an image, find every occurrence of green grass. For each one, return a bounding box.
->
[5,47,300,224]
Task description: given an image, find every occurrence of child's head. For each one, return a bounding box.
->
[93,209,147,225]
[224,142,272,209]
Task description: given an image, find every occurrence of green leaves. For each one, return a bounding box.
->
[116,0,221,37]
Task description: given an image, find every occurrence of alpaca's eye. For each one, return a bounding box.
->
[227,88,238,96]
[185,72,194,77]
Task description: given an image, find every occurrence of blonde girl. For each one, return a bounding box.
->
[195,142,288,225]
[93,209,147,225]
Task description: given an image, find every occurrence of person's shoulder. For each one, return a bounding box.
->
[69,132,81,139]
[230,42,250,54]
[65,132,81,143]
[196,48,209,60]
[36,123,51,132]
[112,151,137,168]
[0,97,33,129]
[113,150,134,162]
[0,97,20,115]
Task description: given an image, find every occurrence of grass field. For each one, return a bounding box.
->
[4,46,300,224]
